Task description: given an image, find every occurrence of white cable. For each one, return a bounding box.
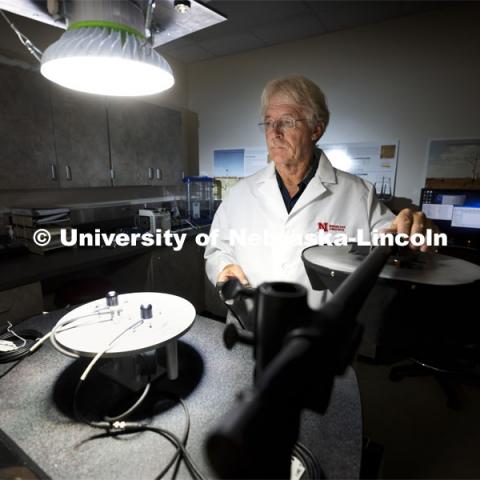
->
[29,331,52,353]
[31,307,112,353]
[55,315,115,334]
[6,322,26,347]
[48,308,117,358]
[33,304,147,410]
[49,331,80,359]
[48,315,118,358]
[80,318,144,381]
[104,382,151,422]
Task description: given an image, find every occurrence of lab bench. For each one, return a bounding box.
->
[0,310,362,479]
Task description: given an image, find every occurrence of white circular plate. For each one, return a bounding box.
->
[53,292,196,357]
[303,246,480,286]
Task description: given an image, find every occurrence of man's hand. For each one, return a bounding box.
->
[217,264,250,285]
[388,208,437,252]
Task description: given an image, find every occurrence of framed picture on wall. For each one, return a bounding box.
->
[426,139,480,189]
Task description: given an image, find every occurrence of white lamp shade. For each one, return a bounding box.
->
[41,26,174,96]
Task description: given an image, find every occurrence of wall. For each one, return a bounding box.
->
[187,3,480,204]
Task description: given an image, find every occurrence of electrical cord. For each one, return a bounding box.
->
[0,310,103,369]
[0,327,43,364]
[104,382,151,422]
[79,424,205,480]
[72,317,147,427]
[0,307,100,370]
[3,316,313,479]
[223,301,247,330]
[153,394,192,480]
[30,307,113,354]
[46,305,133,361]
[8,307,203,480]
[2,309,204,479]
[73,379,152,429]
[148,425,204,480]
[75,387,204,480]
[69,322,199,479]
[216,282,248,330]
[80,318,144,381]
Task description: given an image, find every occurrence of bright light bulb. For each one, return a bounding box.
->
[41,56,174,96]
[41,26,175,97]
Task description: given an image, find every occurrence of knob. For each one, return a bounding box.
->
[141,303,153,320]
[106,291,118,307]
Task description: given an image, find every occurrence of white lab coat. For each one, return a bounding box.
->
[205,149,394,308]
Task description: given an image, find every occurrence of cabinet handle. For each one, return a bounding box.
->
[50,164,57,181]
[148,167,154,180]
[156,168,162,180]
[65,165,72,181]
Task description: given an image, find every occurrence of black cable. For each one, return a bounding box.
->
[79,426,204,480]
[67,311,203,480]
[0,329,43,364]
[216,282,248,330]
[223,302,247,330]
[74,389,204,480]
[153,394,190,480]
[147,426,204,480]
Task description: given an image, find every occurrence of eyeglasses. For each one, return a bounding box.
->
[258,117,306,132]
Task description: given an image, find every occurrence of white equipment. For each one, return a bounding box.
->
[52,291,195,390]
[137,208,172,234]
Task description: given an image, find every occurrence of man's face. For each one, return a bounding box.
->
[264,94,322,168]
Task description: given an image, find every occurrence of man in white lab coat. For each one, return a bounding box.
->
[205,76,430,307]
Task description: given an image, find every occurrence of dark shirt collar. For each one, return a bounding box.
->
[275,155,319,213]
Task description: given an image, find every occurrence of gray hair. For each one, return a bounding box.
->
[261,75,330,131]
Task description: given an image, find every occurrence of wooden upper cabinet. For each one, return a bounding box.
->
[158,106,183,185]
[0,64,185,190]
[108,98,183,186]
[50,86,112,187]
[0,64,58,189]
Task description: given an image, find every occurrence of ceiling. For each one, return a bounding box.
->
[0,1,457,66]
[159,1,452,63]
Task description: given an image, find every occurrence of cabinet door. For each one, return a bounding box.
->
[50,86,111,187]
[0,64,58,189]
[108,99,183,186]
[152,107,183,186]
[108,99,158,186]
[149,240,205,312]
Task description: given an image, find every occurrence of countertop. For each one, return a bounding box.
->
[0,310,362,479]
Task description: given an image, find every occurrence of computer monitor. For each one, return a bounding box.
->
[420,188,480,247]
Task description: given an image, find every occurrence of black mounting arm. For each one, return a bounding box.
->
[207,245,393,479]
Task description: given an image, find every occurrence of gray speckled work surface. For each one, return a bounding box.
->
[0,311,362,479]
